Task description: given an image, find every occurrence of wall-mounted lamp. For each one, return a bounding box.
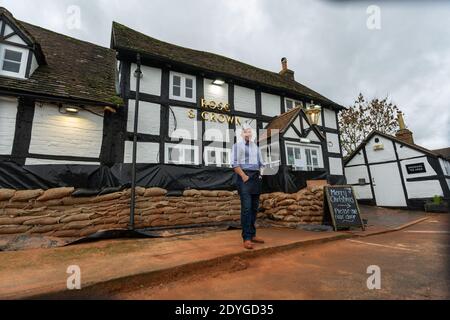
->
[305,103,322,125]
[300,138,311,144]
[212,79,225,86]
[65,107,79,114]
[104,106,117,114]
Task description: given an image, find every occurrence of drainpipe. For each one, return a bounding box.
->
[129,53,142,230]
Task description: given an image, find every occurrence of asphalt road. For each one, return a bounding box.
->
[112,214,449,300]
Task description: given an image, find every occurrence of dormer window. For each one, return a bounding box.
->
[0,8,46,80]
[2,49,22,73]
[0,45,27,78]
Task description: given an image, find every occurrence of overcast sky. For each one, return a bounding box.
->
[2,0,449,149]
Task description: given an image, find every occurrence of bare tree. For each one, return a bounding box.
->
[339,93,400,156]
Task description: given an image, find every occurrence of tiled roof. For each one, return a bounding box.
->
[111,22,344,110]
[0,8,122,106]
[265,107,302,135]
[432,148,450,161]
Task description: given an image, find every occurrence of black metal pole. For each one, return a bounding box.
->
[129,53,142,230]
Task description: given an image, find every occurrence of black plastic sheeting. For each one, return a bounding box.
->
[0,161,333,194]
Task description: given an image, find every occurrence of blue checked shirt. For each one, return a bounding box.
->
[231,141,265,171]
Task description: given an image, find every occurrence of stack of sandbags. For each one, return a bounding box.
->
[260,187,325,228]
[133,189,240,228]
[0,187,244,238]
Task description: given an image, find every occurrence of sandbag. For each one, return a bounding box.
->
[37,187,75,202]
[23,217,60,226]
[0,225,32,234]
[60,213,93,223]
[0,189,15,201]
[10,189,44,202]
[183,189,201,197]
[144,188,168,197]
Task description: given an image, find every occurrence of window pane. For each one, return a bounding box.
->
[222,152,229,164]
[185,78,193,89]
[185,88,193,99]
[169,147,180,162]
[312,150,317,156]
[287,147,294,165]
[173,86,181,97]
[306,149,312,165]
[4,50,22,62]
[286,100,293,110]
[313,158,318,166]
[173,75,181,86]
[294,148,301,159]
[2,61,20,73]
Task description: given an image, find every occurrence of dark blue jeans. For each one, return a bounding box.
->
[240,193,260,241]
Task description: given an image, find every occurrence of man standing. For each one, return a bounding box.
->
[231,124,265,250]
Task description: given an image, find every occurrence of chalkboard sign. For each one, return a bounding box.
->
[323,185,365,231]
[406,163,426,174]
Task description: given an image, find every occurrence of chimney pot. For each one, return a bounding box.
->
[279,57,295,81]
[395,111,414,144]
[281,57,288,71]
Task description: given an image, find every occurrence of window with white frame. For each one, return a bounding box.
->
[169,72,196,102]
[285,98,303,112]
[286,143,322,171]
[261,144,281,168]
[166,144,198,165]
[0,45,27,78]
[204,147,231,167]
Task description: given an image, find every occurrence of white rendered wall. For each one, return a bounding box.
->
[6,34,27,46]
[0,96,18,155]
[400,157,443,199]
[346,151,365,166]
[130,64,161,96]
[353,185,373,200]
[169,106,199,140]
[124,141,160,164]
[234,85,256,113]
[306,130,321,143]
[326,132,341,154]
[405,180,443,198]
[204,119,230,142]
[439,158,450,176]
[29,103,103,159]
[25,159,99,165]
[284,127,300,139]
[127,100,160,136]
[261,93,280,117]
[204,79,228,103]
[329,157,343,175]
[323,108,337,129]
[365,135,396,163]
[401,157,437,179]
[395,142,424,159]
[345,165,370,185]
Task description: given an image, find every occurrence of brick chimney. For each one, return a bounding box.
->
[395,111,414,144]
[279,57,295,81]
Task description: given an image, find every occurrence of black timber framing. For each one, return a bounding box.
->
[114,54,345,174]
[362,146,377,203]
[426,155,450,199]
[159,67,171,164]
[10,97,34,165]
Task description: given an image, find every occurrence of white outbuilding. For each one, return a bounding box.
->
[344,113,450,209]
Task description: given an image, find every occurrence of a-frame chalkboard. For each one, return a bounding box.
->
[323,185,365,231]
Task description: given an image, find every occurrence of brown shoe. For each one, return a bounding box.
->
[243,240,254,250]
[251,237,265,244]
